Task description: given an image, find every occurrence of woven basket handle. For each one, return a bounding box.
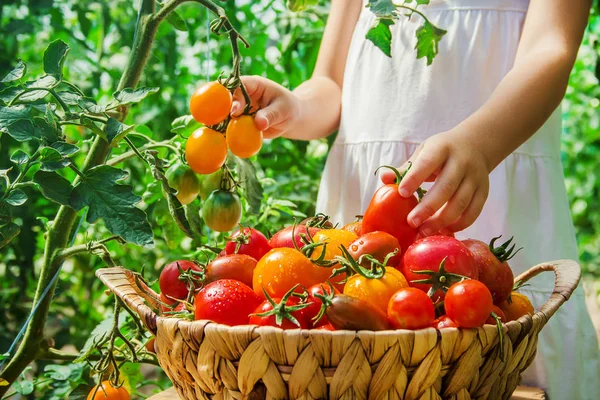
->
[96,267,159,334]
[513,259,581,321]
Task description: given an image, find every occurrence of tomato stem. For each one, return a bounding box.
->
[252,285,310,328]
[489,235,523,263]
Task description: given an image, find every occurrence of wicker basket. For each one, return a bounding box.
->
[96,260,580,400]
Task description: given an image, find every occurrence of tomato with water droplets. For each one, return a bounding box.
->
[205,254,257,287]
[269,225,320,250]
[159,260,202,302]
[194,279,261,326]
[343,267,408,313]
[224,227,272,261]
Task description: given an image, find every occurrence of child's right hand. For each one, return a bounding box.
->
[231,76,301,139]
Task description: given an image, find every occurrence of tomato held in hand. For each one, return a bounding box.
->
[445,280,493,328]
[433,315,458,329]
[497,292,534,322]
[189,81,232,126]
[304,283,340,327]
[165,162,201,205]
[269,225,320,250]
[224,227,272,261]
[462,236,518,304]
[402,235,478,300]
[348,231,401,268]
[226,115,263,158]
[202,190,242,232]
[387,287,435,330]
[159,260,202,302]
[87,381,130,400]
[343,267,408,313]
[205,254,257,287]
[186,128,228,174]
[194,279,261,326]
[198,169,223,201]
[249,294,311,329]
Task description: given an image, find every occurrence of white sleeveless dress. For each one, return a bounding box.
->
[316,0,600,398]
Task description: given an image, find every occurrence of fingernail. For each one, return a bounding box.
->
[399,187,410,197]
[421,227,433,236]
[411,217,422,228]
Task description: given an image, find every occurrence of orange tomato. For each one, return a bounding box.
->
[226,115,263,158]
[189,82,232,126]
[253,248,332,298]
[497,292,534,322]
[87,381,130,400]
[343,267,409,313]
[341,220,362,237]
[185,128,227,174]
[312,229,358,289]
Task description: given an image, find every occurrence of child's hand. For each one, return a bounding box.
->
[381,130,491,235]
[231,76,301,139]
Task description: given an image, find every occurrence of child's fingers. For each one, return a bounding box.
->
[398,147,447,198]
[231,76,267,116]
[447,188,488,233]
[255,97,292,135]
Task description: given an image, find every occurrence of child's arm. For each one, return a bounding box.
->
[230,0,362,140]
[394,0,591,236]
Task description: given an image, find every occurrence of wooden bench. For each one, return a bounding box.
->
[148,386,545,399]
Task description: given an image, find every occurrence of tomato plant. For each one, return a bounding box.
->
[194,279,261,326]
[189,81,232,127]
[387,288,435,330]
[224,227,272,261]
[202,190,242,232]
[87,381,130,400]
[159,260,202,302]
[444,280,493,328]
[165,162,201,205]
[205,254,257,287]
[226,115,263,158]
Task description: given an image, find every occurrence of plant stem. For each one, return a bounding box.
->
[106,140,179,166]
[38,349,159,366]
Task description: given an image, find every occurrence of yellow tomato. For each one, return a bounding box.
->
[344,267,409,313]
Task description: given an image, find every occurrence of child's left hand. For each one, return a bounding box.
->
[381,130,491,236]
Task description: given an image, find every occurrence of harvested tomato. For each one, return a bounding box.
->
[269,225,320,250]
[165,162,200,205]
[301,214,334,229]
[194,279,261,326]
[387,287,435,330]
[401,235,478,300]
[362,166,419,256]
[348,231,401,268]
[226,115,263,158]
[304,283,340,328]
[485,305,506,324]
[343,267,408,313]
[160,296,187,313]
[205,254,257,287]
[322,294,392,331]
[462,236,518,304]
[87,381,130,400]
[312,229,358,288]
[253,248,331,298]
[315,323,336,331]
[186,128,228,174]
[341,220,362,237]
[433,315,458,329]
[445,280,493,328]
[198,169,223,201]
[497,292,534,322]
[224,227,272,261]
[202,190,242,232]
[249,290,311,329]
[159,260,202,302]
[189,81,232,126]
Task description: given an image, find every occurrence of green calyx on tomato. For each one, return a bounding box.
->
[331,244,393,283]
[201,190,242,232]
[489,235,523,262]
[375,163,427,200]
[165,162,201,205]
[289,222,335,267]
[301,213,334,229]
[251,285,311,328]
[410,257,471,298]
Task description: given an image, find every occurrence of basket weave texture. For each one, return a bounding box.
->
[96,260,580,400]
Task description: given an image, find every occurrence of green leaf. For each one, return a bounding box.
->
[0,222,20,250]
[366,19,394,58]
[77,7,92,37]
[1,60,26,83]
[105,118,134,144]
[39,147,70,171]
[415,20,447,66]
[6,189,27,206]
[34,171,72,206]
[74,312,126,363]
[10,150,29,165]
[416,0,430,5]
[81,117,107,139]
[286,0,319,12]
[77,97,105,113]
[19,75,59,102]
[44,365,72,381]
[170,114,200,136]
[36,117,60,144]
[15,380,34,395]
[0,87,20,103]
[0,105,32,129]
[43,39,70,77]
[113,87,159,105]
[51,141,79,156]
[1,119,39,142]
[70,165,154,246]
[367,0,397,17]
[57,91,82,106]
[166,11,188,31]
[237,158,264,214]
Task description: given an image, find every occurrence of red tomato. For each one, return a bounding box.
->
[205,254,257,287]
[387,288,435,330]
[87,381,130,400]
[194,279,261,326]
[348,231,401,268]
[485,305,506,324]
[159,260,202,302]
[269,225,320,250]
[462,237,516,304]
[315,323,336,331]
[189,81,232,126]
[362,178,419,257]
[224,227,272,261]
[445,280,493,328]
[341,220,362,237]
[304,283,340,328]
[401,236,478,300]
[249,296,311,329]
[433,315,458,329]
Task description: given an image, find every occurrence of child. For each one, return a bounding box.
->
[230,0,600,398]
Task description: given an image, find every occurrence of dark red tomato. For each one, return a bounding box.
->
[462,238,515,304]
[315,323,336,331]
[205,254,257,287]
[485,305,506,324]
[249,296,311,329]
[161,300,186,314]
[433,315,458,329]
[224,227,272,261]
[387,288,435,330]
[401,236,478,300]
[159,260,202,302]
[194,279,261,326]
[348,231,401,268]
[304,283,340,328]
[445,280,493,328]
[269,225,320,250]
[362,182,419,257]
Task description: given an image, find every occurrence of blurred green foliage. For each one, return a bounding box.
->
[0,0,599,398]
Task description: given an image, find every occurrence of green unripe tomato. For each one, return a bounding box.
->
[165,162,201,205]
[201,190,242,232]
[198,168,224,201]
